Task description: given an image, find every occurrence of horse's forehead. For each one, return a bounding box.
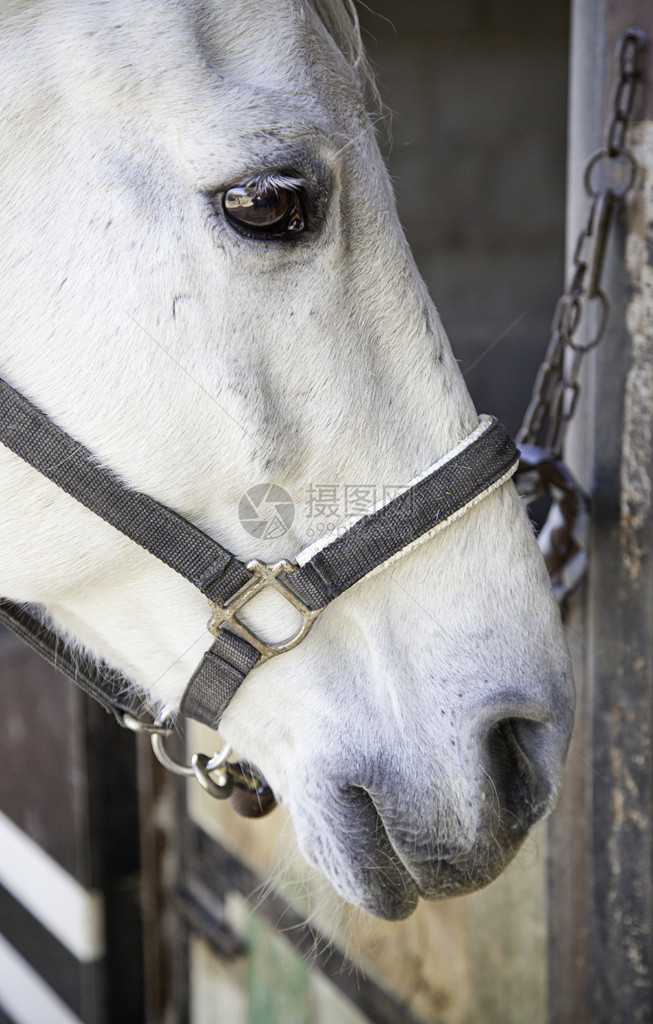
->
[14,0,364,164]
[26,0,355,108]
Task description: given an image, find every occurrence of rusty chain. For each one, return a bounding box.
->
[518,26,646,457]
[515,28,646,602]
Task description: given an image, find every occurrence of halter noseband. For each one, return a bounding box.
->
[0,376,519,808]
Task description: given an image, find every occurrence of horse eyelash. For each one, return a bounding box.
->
[242,171,307,194]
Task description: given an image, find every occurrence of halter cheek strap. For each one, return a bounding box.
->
[0,376,519,729]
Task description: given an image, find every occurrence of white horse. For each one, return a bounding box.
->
[0,0,573,919]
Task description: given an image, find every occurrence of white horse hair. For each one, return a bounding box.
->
[0,0,573,919]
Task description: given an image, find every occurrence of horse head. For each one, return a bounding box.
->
[0,0,573,919]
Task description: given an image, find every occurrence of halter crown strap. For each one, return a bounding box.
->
[0,376,519,728]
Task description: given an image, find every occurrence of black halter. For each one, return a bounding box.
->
[0,375,518,738]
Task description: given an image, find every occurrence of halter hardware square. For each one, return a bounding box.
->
[206,559,323,661]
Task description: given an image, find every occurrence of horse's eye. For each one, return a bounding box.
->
[223,184,305,236]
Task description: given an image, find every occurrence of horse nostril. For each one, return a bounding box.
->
[484,718,552,830]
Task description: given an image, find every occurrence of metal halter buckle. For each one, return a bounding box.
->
[206,559,322,661]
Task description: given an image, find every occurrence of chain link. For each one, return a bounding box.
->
[518,27,646,458]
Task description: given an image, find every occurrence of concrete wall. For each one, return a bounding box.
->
[359,0,570,435]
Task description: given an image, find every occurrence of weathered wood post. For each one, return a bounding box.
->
[549,2,653,1021]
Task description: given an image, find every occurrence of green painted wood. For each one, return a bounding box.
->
[245,914,310,1024]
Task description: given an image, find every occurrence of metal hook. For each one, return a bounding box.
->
[192,752,233,799]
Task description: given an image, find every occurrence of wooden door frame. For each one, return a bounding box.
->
[549,2,653,1020]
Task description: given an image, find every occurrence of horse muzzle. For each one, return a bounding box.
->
[288,704,572,919]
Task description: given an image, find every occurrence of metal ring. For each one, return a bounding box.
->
[567,289,610,352]
[121,712,173,736]
[583,146,637,198]
[149,713,232,778]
